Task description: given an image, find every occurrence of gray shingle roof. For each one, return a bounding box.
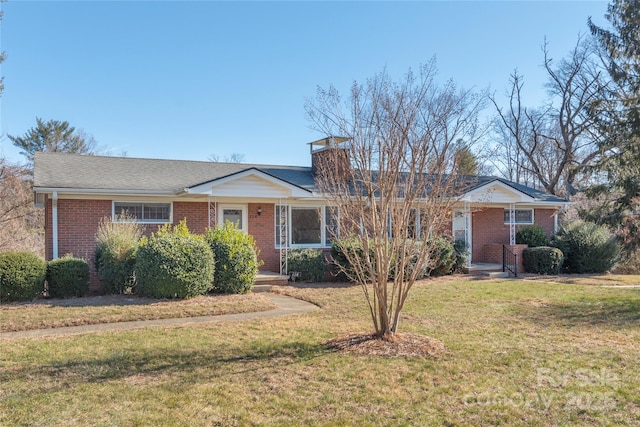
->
[33,152,567,204]
[33,152,316,193]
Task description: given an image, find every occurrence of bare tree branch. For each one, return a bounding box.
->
[306,62,484,339]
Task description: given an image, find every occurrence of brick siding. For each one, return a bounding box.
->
[44,198,112,292]
[472,207,557,264]
[173,202,209,234]
[248,203,280,272]
[44,197,559,292]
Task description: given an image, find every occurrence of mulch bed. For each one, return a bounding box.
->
[325,332,446,358]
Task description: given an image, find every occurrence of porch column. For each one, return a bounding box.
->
[509,203,516,246]
[464,202,471,266]
[52,192,58,259]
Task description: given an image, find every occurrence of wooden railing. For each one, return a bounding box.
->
[502,245,518,277]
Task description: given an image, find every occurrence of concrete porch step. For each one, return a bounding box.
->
[484,271,510,279]
[253,284,273,293]
[464,263,503,275]
[254,272,289,287]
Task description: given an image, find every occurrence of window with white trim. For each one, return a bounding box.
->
[325,206,339,243]
[275,205,338,248]
[113,202,171,223]
[504,208,533,225]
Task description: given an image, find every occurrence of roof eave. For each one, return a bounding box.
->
[33,187,178,196]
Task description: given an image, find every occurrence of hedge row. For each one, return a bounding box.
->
[95,218,259,298]
[135,222,215,299]
[0,253,90,303]
[552,220,620,274]
[330,236,464,283]
[205,223,259,294]
[287,249,326,282]
[521,221,620,275]
[523,246,564,275]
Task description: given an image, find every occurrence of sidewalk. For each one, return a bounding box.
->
[0,293,318,341]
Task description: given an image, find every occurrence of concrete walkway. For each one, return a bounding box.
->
[0,293,318,341]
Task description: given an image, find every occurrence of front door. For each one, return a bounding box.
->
[218,204,248,232]
[452,209,471,264]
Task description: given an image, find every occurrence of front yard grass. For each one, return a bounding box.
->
[1,275,639,426]
[0,293,276,332]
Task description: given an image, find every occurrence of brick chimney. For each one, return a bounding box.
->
[309,136,351,181]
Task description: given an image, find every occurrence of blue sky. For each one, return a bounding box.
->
[1,1,609,167]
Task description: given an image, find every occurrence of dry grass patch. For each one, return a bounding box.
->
[523,273,640,287]
[0,293,276,332]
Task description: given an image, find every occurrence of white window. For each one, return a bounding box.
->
[275,205,338,248]
[113,202,172,223]
[504,208,533,225]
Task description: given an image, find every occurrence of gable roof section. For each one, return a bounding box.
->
[186,168,312,198]
[463,177,567,204]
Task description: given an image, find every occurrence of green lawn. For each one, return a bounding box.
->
[1,276,639,426]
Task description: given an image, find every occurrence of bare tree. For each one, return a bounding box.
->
[306,62,485,340]
[488,72,540,186]
[208,153,245,163]
[0,158,44,255]
[490,37,604,196]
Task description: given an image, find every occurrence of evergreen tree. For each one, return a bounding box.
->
[8,118,98,164]
[453,141,479,176]
[586,0,640,226]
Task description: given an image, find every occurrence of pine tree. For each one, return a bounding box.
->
[586,0,640,226]
[8,118,97,164]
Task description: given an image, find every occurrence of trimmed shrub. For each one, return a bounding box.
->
[0,252,46,303]
[287,249,326,282]
[331,237,375,282]
[135,221,215,299]
[332,237,456,282]
[95,216,144,294]
[47,255,90,298]
[552,220,620,274]
[516,224,549,247]
[522,246,564,275]
[205,221,258,294]
[453,239,469,273]
[425,237,457,276]
[401,238,456,278]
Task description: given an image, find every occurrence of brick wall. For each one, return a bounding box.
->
[472,207,557,263]
[45,199,284,293]
[248,203,279,272]
[173,201,209,233]
[44,198,112,292]
[45,198,558,291]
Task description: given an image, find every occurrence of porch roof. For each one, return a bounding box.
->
[465,177,568,204]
